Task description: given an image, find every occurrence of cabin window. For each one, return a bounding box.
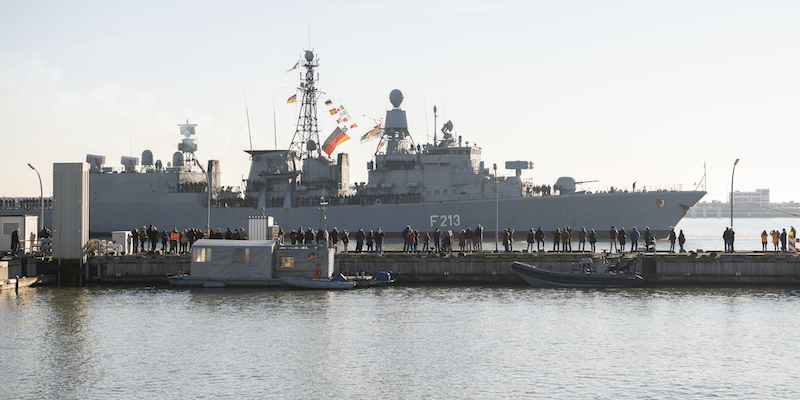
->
[233,248,250,264]
[279,256,295,269]
[3,222,19,235]
[193,248,211,263]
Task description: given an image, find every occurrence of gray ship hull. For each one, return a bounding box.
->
[88,189,705,238]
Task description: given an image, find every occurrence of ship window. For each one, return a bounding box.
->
[426,190,431,195]
[2,222,19,235]
[233,248,250,264]
[435,190,440,195]
[193,248,211,263]
[279,256,295,269]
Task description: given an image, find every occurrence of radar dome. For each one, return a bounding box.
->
[305,50,314,62]
[389,89,404,108]
[172,152,184,167]
[141,150,153,166]
[446,120,453,132]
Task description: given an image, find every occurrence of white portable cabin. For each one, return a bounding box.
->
[190,239,276,279]
[0,215,39,253]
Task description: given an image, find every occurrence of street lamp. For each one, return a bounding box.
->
[194,159,211,233]
[28,164,43,232]
[494,163,498,253]
[730,158,739,227]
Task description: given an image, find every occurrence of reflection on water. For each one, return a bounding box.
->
[3,286,800,399]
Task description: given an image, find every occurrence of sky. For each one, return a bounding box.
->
[2,0,799,204]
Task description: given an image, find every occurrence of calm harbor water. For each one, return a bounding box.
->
[4,285,800,399]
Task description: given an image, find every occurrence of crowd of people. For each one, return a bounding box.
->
[759,227,796,253]
[128,225,247,255]
[119,224,800,256]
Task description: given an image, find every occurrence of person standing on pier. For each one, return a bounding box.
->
[552,228,561,252]
[330,227,339,251]
[355,228,365,253]
[771,230,779,251]
[630,227,640,252]
[678,229,686,252]
[465,227,473,252]
[781,229,788,252]
[341,230,350,253]
[722,228,730,252]
[169,227,179,254]
[535,227,545,252]
[474,225,483,252]
[421,231,429,253]
[433,228,441,253]
[508,228,515,251]
[668,227,677,252]
[402,226,412,252]
[609,226,618,253]
[375,228,385,255]
[366,230,374,252]
[563,227,572,252]
[527,229,535,252]
[10,228,19,254]
[618,227,627,254]
[579,227,587,252]
[761,230,768,252]
[588,229,597,252]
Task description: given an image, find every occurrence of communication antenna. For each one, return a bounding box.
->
[433,105,438,146]
[243,87,253,152]
[287,50,322,159]
[272,91,278,150]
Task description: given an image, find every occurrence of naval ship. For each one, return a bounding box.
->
[19,50,707,238]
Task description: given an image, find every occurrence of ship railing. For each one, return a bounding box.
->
[583,184,687,194]
[0,197,54,209]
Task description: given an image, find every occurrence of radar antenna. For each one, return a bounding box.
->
[177,120,198,169]
[288,50,322,160]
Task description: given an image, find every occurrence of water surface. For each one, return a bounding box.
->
[3,286,799,399]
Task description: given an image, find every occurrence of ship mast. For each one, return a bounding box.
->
[288,50,322,160]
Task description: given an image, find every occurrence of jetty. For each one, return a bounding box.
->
[55,250,800,286]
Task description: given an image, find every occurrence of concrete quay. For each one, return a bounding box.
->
[77,250,800,286]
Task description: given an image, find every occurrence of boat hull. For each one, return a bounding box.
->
[86,188,705,238]
[511,261,645,288]
[0,276,39,291]
[279,276,356,290]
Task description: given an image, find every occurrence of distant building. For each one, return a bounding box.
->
[687,188,800,218]
[732,188,769,207]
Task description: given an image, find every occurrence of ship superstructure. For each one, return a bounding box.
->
[8,50,706,237]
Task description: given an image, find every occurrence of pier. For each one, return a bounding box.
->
[69,250,800,286]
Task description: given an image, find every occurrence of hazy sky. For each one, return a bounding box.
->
[2,1,799,203]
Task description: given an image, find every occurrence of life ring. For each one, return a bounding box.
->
[314,268,321,278]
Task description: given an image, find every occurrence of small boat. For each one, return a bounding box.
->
[279,275,356,290]
[0,276,39,291]
[511,259,644,288]
[349,270,396,288]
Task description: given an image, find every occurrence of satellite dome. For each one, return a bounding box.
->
[172,152,184,167]
[141,150,153,166]
[389,89,404,108]
[305,50,314,62]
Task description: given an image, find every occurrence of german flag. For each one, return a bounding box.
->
[287,94,297,104]
[322,127,350,155]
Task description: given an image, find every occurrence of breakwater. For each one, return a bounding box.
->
[72,250,800,286]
